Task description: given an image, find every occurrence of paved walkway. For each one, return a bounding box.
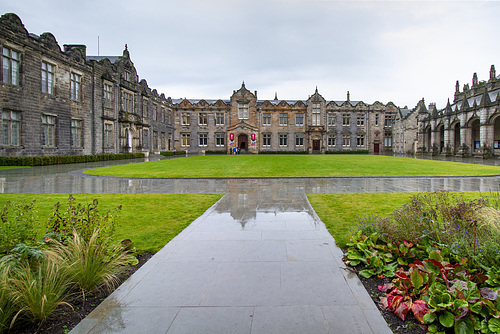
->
[70,192,391,334]
[1,156,499,333]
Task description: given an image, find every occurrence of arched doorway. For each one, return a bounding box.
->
[471,119,480,151]
[238,134,248,151]
[453,122,461,153]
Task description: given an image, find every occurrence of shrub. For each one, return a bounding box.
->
[160,151,186,156]
[363,191,500,269]
[47,230,131,293]
[204,150,226,155]
[0,200,38,255]
[46,195,121,245]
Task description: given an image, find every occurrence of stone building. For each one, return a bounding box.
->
[0,13,174,157]
[173,84,399,154]
[393,65,500,157]
[10,12,490,158]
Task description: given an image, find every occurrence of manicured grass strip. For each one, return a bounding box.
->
[0,166,27,169]
[307,192,486,249]
[0,193,222,254]
[86,155,500,178]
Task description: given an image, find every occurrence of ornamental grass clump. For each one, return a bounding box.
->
[47,229,131,293]
[0,267,16,333]
[5,253,71,324]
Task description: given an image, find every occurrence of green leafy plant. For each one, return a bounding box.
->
[379,266,430,323]
[0,200,38,255]
[0,243,45,268]
[46,195,121,245]
[344,231,420,278]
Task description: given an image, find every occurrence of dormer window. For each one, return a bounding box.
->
[124,71,130,81]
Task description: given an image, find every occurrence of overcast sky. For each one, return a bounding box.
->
[2,0,499,109]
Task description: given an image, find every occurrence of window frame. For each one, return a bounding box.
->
[142,128,149,148]
[104,122,113,148]
[357,114,365,127]
[41,61,55,94]
[327,113,336,127]
[181,113,191,126]
[357,134,365,147]
[41,114,56,147]
[238,103,249,120]
[2,110,21,146]
[2,46,20,86]
[181,133,191,146]
[199,113,208,126]
[328,134,336,147]
[153,130,158,150]
[152,104,157,121]
[215,133,225,146]
[262,113,271,126]
[295,133,304,147]
[262,133,271,147]
[142,99,148,117]
[199,133,208,147]
[104,83,113,108]
[342,134,350,147]
[70,72,82,101]
[312,103,321,126]
[215,112,225,126]
[279,133,288,147]
[279,113,288,126]
[71,118,83,148]
[295,113,304,126]
[342,113,350,126]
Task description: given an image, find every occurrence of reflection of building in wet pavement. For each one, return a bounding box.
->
[0,159,499,195]
[214,179,311,228]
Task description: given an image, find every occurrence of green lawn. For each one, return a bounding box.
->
[307,191,487,248]
[0,193,222,253]
[85,155,500,178]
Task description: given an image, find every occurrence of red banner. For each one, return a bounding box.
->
[251,133,256,141]
[229,133,234,141]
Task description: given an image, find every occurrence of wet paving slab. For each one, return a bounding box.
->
[1,156,499,333]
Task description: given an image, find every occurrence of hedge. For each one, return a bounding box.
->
[160,151,186,156]
[204,150,226,155]
[258,151,309,154]
[325,150,369,154]
[0,153,145,167]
